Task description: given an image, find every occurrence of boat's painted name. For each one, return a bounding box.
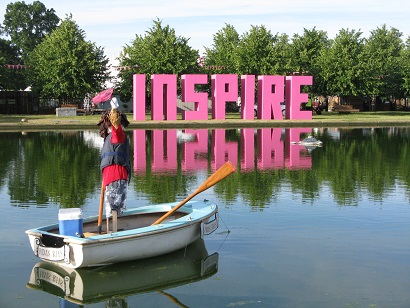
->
[37,246,64,260]
[34,238,65,261]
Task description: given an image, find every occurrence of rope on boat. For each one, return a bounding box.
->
[215,214,231,253]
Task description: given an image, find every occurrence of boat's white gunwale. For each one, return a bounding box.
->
[25,201,217,246]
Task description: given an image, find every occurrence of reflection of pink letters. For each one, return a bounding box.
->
[257,128,284,169]
[212,129,238,169]
[285,128,312,169]
[152,129,177,171]
[258,76,285,120]
[181,75,208,120]
[211,75,238,119]
[133,130,146,173]
[240,128,255,170]
[132,128,315,173]
[133,74,312,121]
[182,129,208,170]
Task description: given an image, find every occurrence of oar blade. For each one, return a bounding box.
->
[197,161,236,193]
[151,161,236,225]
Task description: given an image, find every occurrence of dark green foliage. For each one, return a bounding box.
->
[27,16,109,103]
[116,19,200,101]
[2,0,59,61]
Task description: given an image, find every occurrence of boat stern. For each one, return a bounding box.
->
[25,229,84,268]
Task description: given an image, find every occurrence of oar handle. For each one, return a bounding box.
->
[152,161,236,225]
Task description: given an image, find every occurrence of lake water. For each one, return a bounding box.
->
[1,127,410,307]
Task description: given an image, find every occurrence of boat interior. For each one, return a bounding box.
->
[47,211,187,239]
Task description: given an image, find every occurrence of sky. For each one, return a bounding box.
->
[1,0,410,65]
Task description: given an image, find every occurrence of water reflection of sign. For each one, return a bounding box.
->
[133,128,315,173]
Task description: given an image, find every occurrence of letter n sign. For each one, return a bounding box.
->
[151,74,177,120]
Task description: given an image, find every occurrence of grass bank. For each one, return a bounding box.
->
[0,111,410,131]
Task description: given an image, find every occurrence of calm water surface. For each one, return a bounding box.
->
[1,127,410,307]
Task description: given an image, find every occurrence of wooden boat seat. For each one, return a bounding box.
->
[81,212,187,237]
[82,229,124,237]
[83,232,102,237]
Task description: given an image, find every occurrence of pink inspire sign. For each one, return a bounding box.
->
[132,74,313,121]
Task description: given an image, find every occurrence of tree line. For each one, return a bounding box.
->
[1,1,410,110]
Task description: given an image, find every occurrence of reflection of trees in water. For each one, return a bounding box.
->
[0,132,20,191]
[6,131,101,208]
[132,130,205,204]
[2,128,410,208]
[212,127,410,207]
[314,127,410,205]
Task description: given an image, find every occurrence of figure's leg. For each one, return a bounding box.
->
[105,180,127,233]
[106,180,128,216]
[112,210,118,232]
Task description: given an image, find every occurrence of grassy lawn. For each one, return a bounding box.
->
[0,111,409,130]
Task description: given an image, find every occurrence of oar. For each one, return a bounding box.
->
[158,291,188,308]
[98,179,104,234]
[152,161,236,225]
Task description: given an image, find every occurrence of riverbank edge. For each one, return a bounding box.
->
[1,113,410,131]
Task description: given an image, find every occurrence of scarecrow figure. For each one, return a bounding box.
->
[97,97,131,232]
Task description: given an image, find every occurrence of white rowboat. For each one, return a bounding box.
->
[25,200,218,269]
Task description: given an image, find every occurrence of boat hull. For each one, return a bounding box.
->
[26,238,218,305]
[26,200,218,268]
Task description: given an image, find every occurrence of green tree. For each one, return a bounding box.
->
[270,33,293,75]
[236,25,281,75]
[28,16,109,104]
[2,1,59,61]
[117,19,200,101]
[401,37,410,97]
[363,25,404,103]
[317,29,367,100]
[0,38,27,90]
[289,27,330,96]
[203,23,240,74]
